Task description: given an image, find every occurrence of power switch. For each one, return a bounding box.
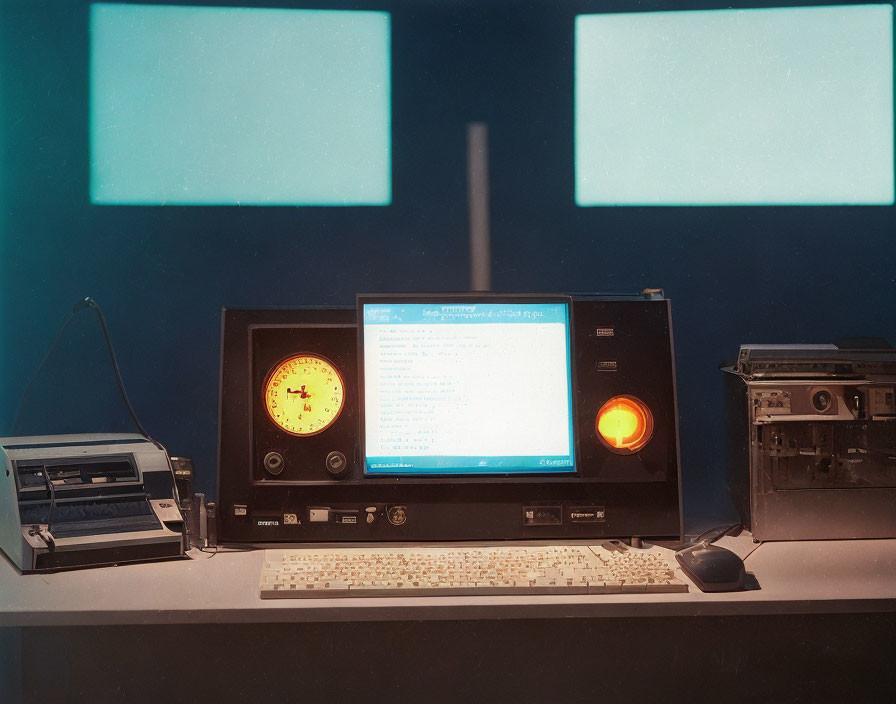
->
[309,508,330,523]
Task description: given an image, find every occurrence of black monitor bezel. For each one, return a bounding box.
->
[357,292,580,479]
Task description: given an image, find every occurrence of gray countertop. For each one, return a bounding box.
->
[2,534,894,627]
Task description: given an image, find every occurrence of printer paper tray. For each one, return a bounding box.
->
[49,513,161,539]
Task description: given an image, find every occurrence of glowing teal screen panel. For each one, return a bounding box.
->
[575,5,894,206]
[90,4,391,205]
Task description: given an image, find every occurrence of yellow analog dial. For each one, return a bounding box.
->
[263,355,345,436]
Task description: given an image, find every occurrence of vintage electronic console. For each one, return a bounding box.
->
[217,292,682,543]
[0,434,186,572]
[723,343,896,540]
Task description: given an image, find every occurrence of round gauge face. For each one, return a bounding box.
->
[263,355,345,436]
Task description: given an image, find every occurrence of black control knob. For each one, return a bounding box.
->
[326,451,348,477]
[263,452,285,475]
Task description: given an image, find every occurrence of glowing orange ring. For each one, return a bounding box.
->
[595,395,654,454]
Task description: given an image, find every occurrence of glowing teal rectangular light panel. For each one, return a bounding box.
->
[575,5,894,206]
[90,3,391,205]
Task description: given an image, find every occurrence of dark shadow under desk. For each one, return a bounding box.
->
[1,535,894,703]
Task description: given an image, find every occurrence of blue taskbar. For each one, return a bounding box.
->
[362,300,576,476]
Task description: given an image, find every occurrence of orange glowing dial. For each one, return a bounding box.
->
[263,355,344,436]
[596,395,654,454]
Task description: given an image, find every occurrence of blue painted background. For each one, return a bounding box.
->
[2,0,894,526]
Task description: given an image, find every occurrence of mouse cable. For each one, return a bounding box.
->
[13,297,151,440]
[692,522,743,546]
[667,523,743,552]
[742,540,764,563]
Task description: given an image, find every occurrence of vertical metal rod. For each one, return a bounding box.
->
[467,122,492,291]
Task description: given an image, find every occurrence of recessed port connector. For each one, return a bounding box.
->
[812,389,833,412]
[386,506,407,526]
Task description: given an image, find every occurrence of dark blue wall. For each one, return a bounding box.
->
[2,0,894,526]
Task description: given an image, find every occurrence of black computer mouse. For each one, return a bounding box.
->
[675,542,746,592]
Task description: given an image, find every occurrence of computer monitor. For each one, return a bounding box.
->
[360,297,576,475]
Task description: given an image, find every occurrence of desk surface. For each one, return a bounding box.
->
[1,534,894,627]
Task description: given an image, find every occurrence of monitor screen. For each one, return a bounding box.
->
[575,4,894,205]
[361,299,576,475]
[90,3,391,205]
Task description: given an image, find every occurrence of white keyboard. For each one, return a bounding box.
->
[260,544,688,598]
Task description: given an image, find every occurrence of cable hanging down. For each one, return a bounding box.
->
[13,297,151,439]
